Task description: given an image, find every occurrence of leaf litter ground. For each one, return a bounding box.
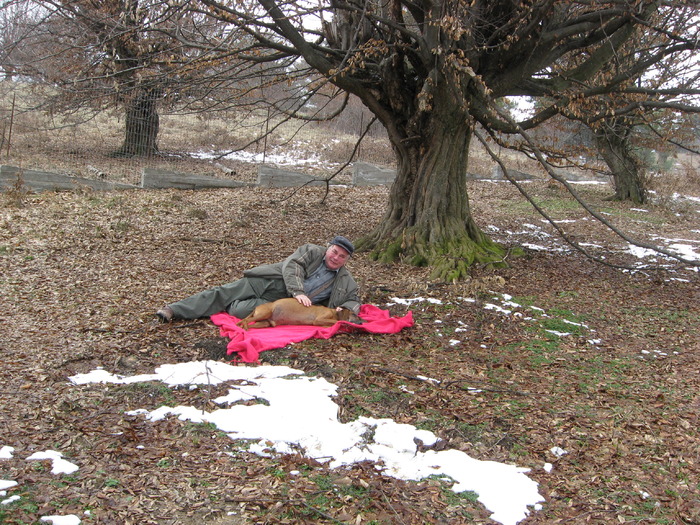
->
[0,180,699,524]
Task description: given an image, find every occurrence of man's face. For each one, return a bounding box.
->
[325,244,351,270]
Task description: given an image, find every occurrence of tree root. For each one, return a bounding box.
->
[362,232,520,281]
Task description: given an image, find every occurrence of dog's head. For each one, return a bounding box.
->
[337,308,364,324]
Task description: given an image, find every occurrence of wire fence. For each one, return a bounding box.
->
[4,78,698,199]
[0,80,393,188]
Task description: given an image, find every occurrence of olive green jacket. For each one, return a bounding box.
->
[243,243,361,313]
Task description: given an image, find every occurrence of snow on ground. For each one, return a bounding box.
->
[2,292,578,525]
[487,218,700,265]
[193,142,343,171]
[626,241,700,263]
[67,360,545,525]
[0,336,546,524]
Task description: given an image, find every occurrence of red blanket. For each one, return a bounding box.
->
[211,304,413,362]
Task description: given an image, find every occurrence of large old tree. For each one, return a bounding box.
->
[5,1,697,276]
[193,0,699,279]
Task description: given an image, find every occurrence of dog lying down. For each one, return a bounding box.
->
[236,298,364,329]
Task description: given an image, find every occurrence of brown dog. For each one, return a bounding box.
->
[236,298,363,329]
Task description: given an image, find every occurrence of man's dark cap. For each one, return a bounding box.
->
[330,235,355,255]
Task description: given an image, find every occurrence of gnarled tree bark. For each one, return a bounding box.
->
[594,120,647,204]
[113,89,161,158]
[359,87,508,279]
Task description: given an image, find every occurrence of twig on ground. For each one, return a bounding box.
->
[379,488,409,525]
[299,500,347,524]
[181,237,253,246]
[160,320,209,330]
[370,365,531,396]
[222,496,347,524]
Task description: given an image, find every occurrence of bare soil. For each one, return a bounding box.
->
[1,178,699,524]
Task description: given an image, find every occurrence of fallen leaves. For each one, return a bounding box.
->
[1,181,699,523]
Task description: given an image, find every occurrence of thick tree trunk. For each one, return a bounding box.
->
[594,122,647,204]
[360,109,508,281]
[112,89,160,158]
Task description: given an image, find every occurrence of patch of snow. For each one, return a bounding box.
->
[484,303,512,315]
[75,362,543,525]
[545,330,571,337]
[562,319,588,328]
[0,480,18,491]
[40,516,81,525]
[627,245,659,259]
[667,243,700,261]
[192,145,339,171]
[26,451,79,475]
[388,296,443,305]
[522,243,551,251]
[416,375,441,385]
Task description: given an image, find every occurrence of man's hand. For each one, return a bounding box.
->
[294,294,312,307]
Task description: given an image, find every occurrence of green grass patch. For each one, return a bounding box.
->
[538,317,585,337]
[444,487,479,506]
[182,421,231,444]
[414,408,456,433]
[452,421,488,442]
[183,421,218,434]
[267,465,287,479]
[606,207,668,225]
[110,381,177,406]
[352,385,409,407]
[103,478,120,488]
[500,337,560,367]
[110,219,132,232]
[311,474,335,491]
[156,458,172,468]
[511,295,538,307]
[565,353,639,398]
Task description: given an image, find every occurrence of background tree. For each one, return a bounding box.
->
[193,0,700,279]
[0,1,34,81]
[558,7,700,205]
[0,0,253,157]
